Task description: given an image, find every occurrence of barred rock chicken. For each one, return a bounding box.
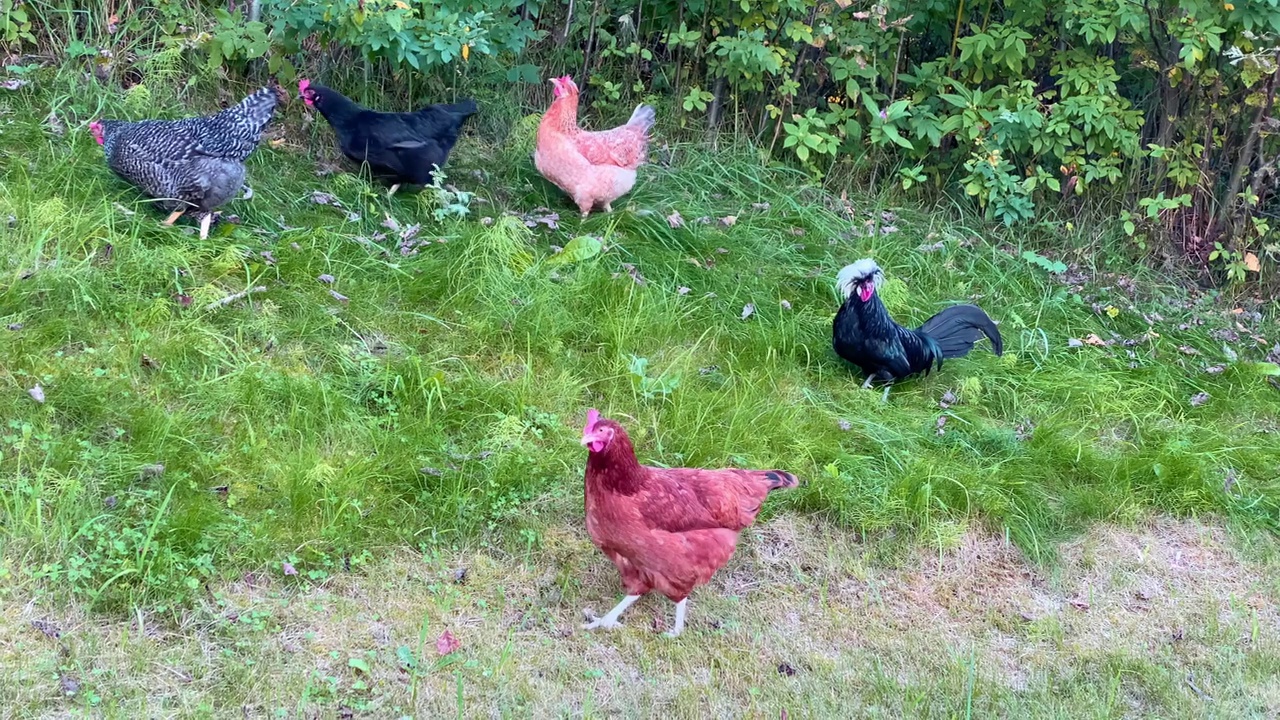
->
[298,80,478,195]
[534,76,655,218]
[833,258,1003,401]
[90,86,281,239]
[579,409,798,637]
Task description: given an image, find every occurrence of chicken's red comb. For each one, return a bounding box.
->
[298,79,310,94]
[585,408,600,433]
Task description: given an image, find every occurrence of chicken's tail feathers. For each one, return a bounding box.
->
[628,104,657,134]
[761,471,800,491]
[918,304,1003,360]
[446,98,479,119]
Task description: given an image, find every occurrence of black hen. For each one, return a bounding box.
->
[832,258,1003,400]
[299,80,477,194]
[91,86,281,238]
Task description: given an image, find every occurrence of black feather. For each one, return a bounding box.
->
[832,271,1000,384]
[918,304,1004,359]
[307,85,478,187]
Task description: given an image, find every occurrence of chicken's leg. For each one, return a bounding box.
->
[583,594,640,631]
[861,375,875,390]
[198,213,213,240]
[162,209,185,226]
[881,381,894,404]
[663,598,688,638]
[388,184,401,197]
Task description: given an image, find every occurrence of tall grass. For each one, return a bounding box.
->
[0,64,1277,611]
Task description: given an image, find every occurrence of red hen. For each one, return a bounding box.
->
[579,409,798,637]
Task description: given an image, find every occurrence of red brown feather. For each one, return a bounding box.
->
[581,412,798,604]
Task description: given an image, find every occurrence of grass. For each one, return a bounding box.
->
[1,67,1279,716]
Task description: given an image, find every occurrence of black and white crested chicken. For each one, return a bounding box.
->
[832,258,1003,401]
[298,79,477,195]
[90,86,282,238]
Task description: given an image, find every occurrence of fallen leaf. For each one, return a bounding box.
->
[318,274,335,284]
[1178,345,1201,356]
[939,390,956,408]
[8,323,22,331]
[741,303,755,320]
[140,354,159,370]
[1067,338,1084,348]
[935,416,947,436]
[282,561,298,576]
[31,619,61,639]
[59,675,79,696]
[720,215,737,227]
[666,210,684,228]
[1204,365,1225,374]
[1244,252,1260,273]
[780,300,792,310]
[310,191,339,206]
[1,79,29,90]
[46,111,64,136]
[436,630,460,655]
[837,419,852,431]
[329,289,350,304]
[1083,334,1108,346]
[776,662,796,676]
[174,294,193,308]
[453,568,468,584]
[260,250,276,266]
[28,384,45,403]
[112,202,136,216]
[677,286,691,296]
[1189,392,1210,407]
[752,202,771,211]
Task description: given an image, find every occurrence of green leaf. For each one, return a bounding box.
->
[1254,362,1280,376]
[882,125,914,150]
[546,236,604,266]
[795,144,810,162]
[396,645,418,670]
[348,657,372,675]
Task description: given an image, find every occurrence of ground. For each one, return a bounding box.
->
[3,518,1278,717]
[1,74,1278,717]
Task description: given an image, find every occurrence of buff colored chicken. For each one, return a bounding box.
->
[533,76,655,218]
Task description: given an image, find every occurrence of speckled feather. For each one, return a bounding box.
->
[98,87,279,213]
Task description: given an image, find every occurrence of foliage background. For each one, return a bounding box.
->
[5,0,1280,284]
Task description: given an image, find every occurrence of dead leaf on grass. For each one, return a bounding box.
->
[28,384,45,403]
[1189,392,1210,407]
[1178,345,1201,356]
[282,561,298,576]
[666,210,684,228]
[741,303,755,320]
[720,215,737,227]
[1244,252,1260,273]
[436,629,460,655]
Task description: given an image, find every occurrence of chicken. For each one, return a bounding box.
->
[298,80,477,195]
[833,258,1003,401]
[90,85,281,239]
[533,76,656,218]
[579,409,798,637]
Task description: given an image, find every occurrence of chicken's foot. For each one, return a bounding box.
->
[162,209,185,226]
[583,594,640,631]
[860,375,875,390]
[198,213,213,240]
[881,381,894,404]
[663,598,688,638]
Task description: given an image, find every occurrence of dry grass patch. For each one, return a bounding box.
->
[1,515,1277,718]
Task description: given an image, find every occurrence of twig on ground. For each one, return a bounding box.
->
[205,286,268,311]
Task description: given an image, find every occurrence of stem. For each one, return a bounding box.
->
[1220,60,1279,232]
[949,0,967,68]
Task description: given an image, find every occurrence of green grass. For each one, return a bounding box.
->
[1,70,1279,716]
